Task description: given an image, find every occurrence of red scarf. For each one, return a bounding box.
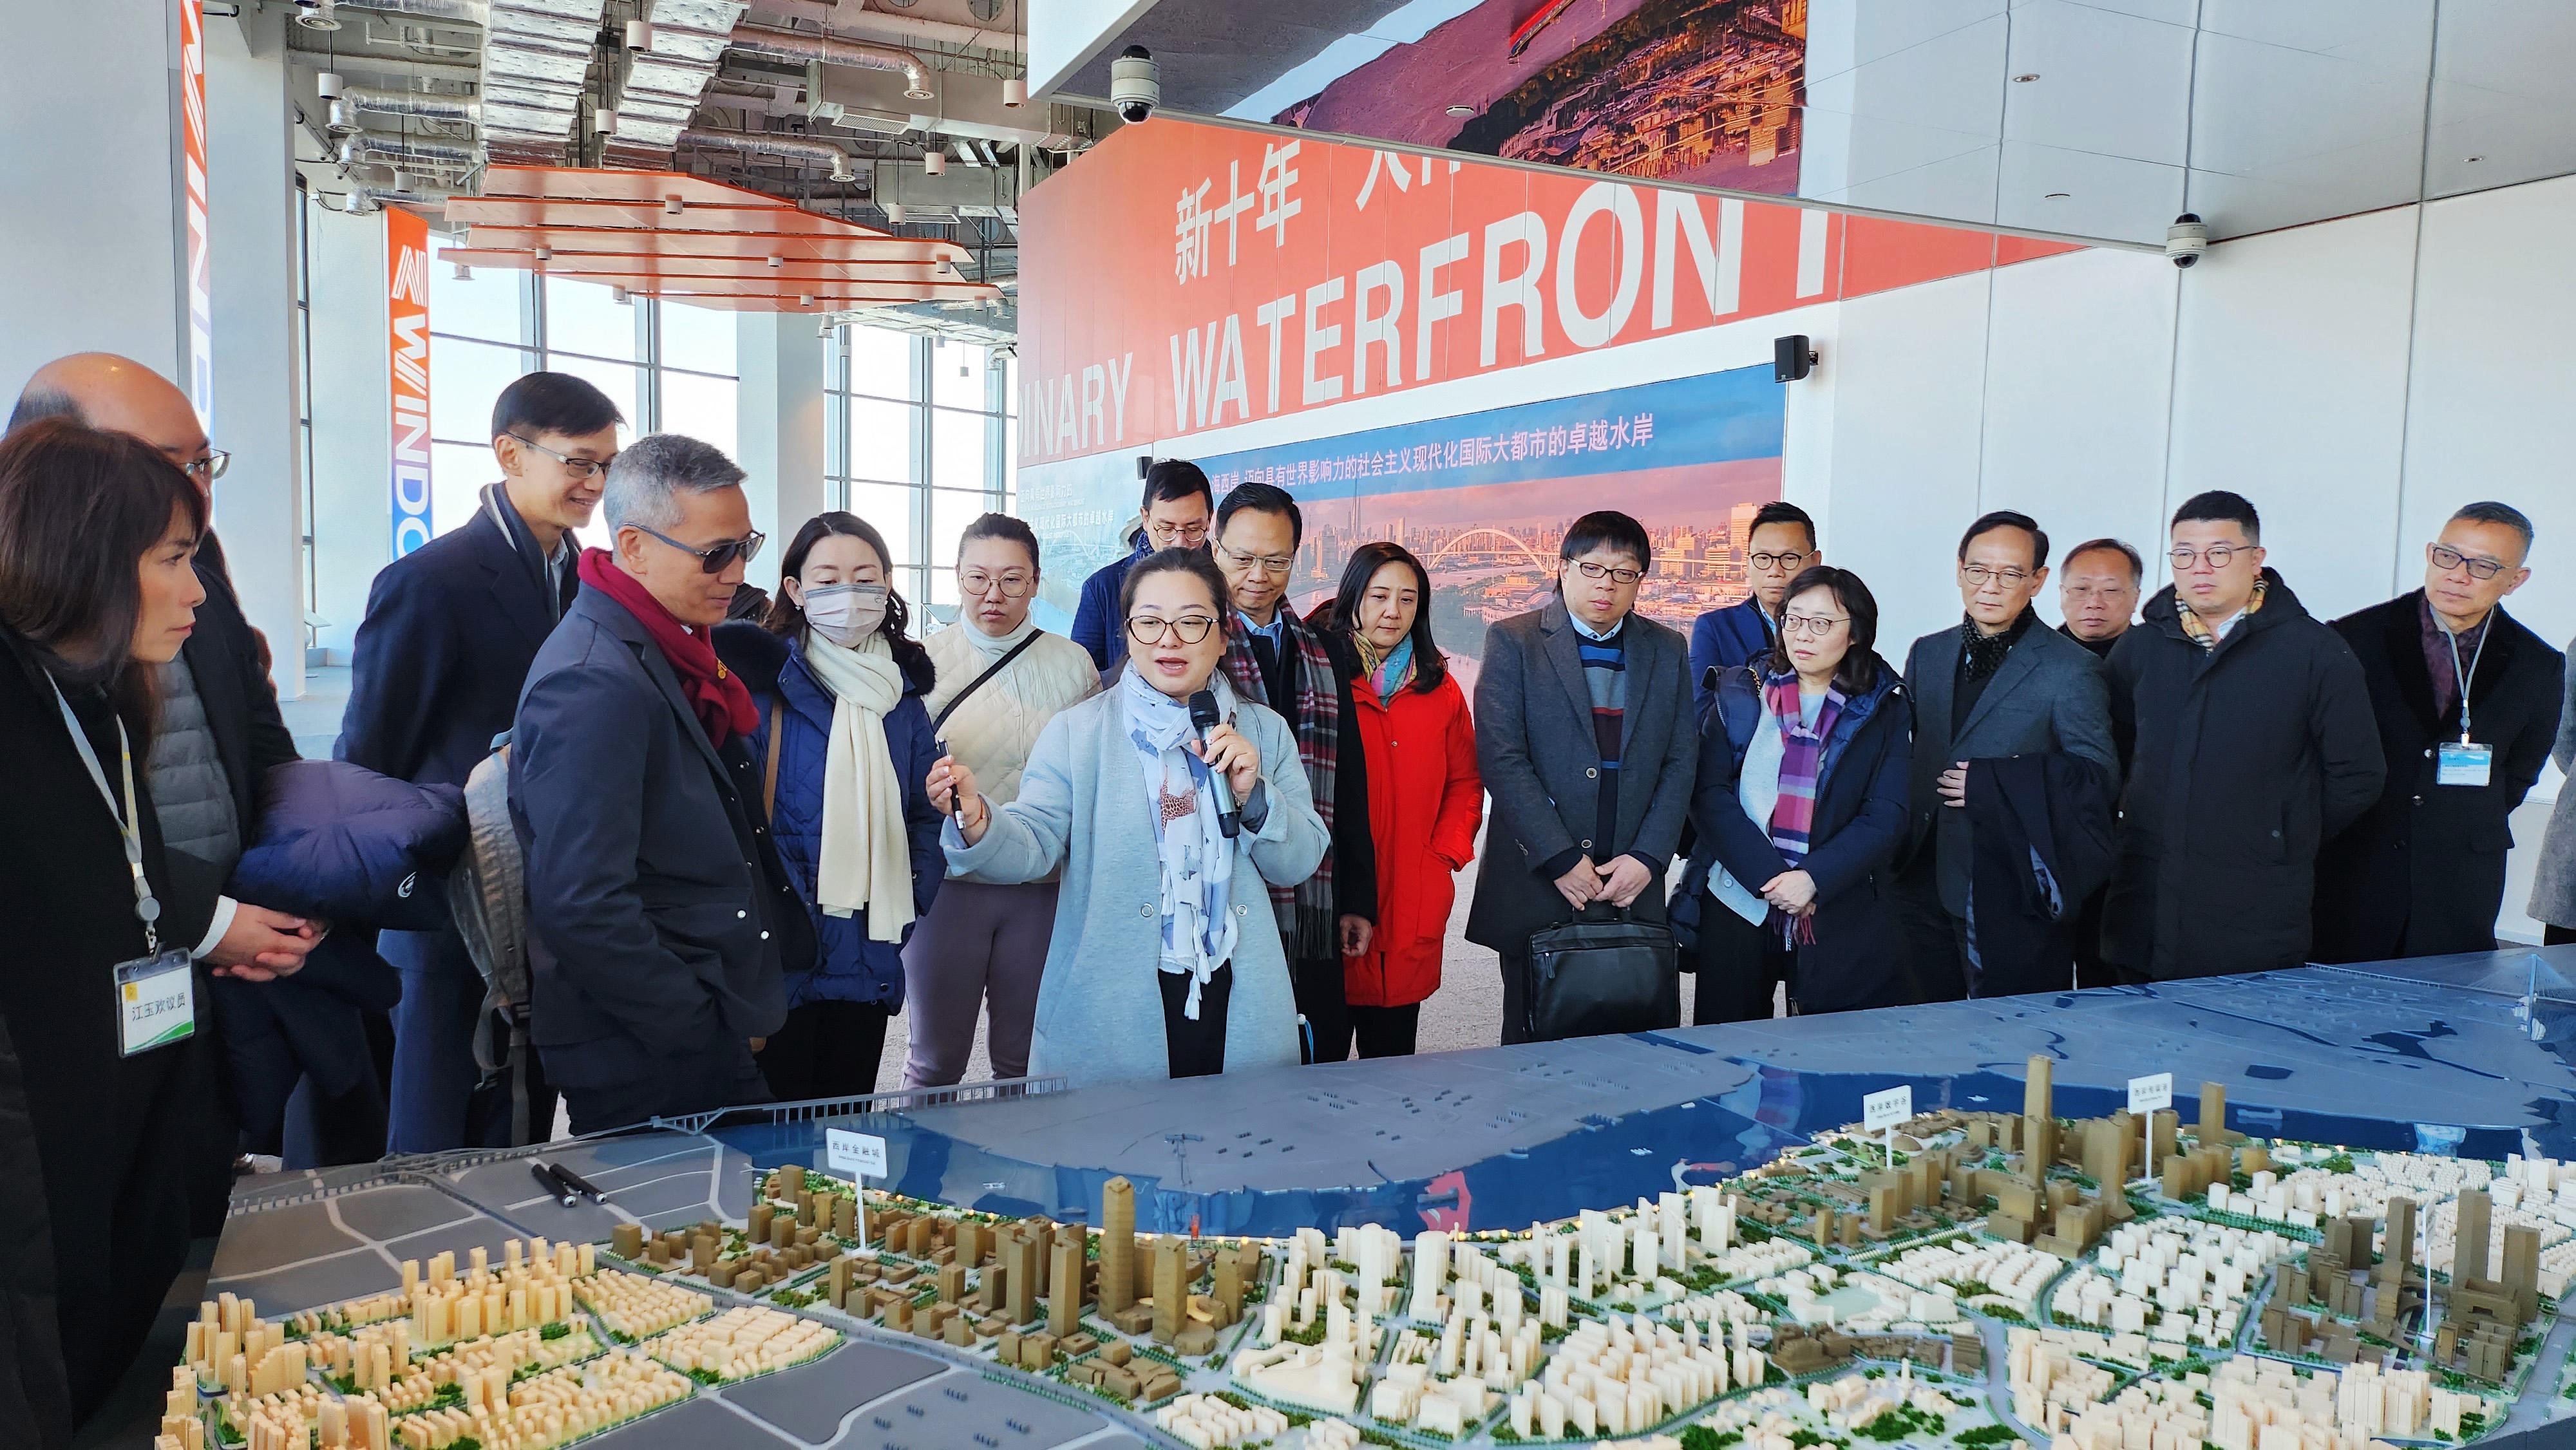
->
[576,547,759,748]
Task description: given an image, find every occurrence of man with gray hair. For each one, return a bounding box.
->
[507,433,814,1131]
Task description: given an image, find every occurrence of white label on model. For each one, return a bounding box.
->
[826,1128,888,1179]
[2128,1072,2174,1115]
[1862,1085,1913,1133]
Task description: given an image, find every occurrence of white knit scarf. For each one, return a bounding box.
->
[800,630,915,940]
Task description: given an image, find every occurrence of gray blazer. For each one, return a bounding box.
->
[943,682,1329,1088]
[1902,620,2118,915]
[1466,599,1698,950]
[2530,643,2576,930]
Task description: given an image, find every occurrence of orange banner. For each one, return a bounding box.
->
[1018,120,2075,466]
[386,208,433,556]
[178,0,212,426]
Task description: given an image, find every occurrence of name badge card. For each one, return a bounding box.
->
[2438,742,2492,787]
[115,950,196,1057]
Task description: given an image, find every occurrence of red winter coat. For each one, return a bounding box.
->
[1341,661,1483,1008]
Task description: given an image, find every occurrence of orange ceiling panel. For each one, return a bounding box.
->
[478,167,790,208]
[459,226,966,265]
[440,249,957,284]
[445,198,871,236]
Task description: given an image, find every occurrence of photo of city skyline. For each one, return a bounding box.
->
[1272,0,1807,196]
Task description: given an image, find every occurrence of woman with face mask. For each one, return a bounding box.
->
[714,512,943,1101]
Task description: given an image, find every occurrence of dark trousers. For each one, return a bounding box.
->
[384,925,558,1149]
[1892,854,1973,1003]
[1318,1003,1421,1062]
[2072,885,2117,988]
[2546,925,2576,947]
[1499,949,1533,1045]
[1689,898,1792,1024]
[551,1036,771,1137]
[1289,955,1348,1066]
[757,999,892,1104]
[1159,962,1233,1078]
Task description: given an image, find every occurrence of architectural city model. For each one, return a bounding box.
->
[166,1058,2576,1450]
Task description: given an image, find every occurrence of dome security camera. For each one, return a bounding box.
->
[2166,213,2209,268]
[1110,45,1159,124]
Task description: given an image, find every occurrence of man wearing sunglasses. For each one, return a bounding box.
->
[2102,490,2382,983]
[2315,502,2561,963]
[509,433,811,1135]
[339,371,623,1151]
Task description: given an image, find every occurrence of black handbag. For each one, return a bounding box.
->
[1524,903,1681,1042]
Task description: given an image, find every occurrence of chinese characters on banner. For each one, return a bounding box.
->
[177,0,213,428]
[385,209,434,558]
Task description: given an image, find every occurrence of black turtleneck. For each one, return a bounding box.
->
[2059,621,2121,660]
[1954,607,2038,731]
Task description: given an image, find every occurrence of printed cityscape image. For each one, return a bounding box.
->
[1272,0,1807,196]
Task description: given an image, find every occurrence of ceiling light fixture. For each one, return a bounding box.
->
[923,147,947,176]
[664,194,684,216]
[768,254,784,268]
[884,202,905,227]
[800,294,817,309]
[612,286,631,304]
[1445,104,1475,117]
[2013,73,2040,82]
[1003,78,1028,107]
[625,19,652,52]
[533,246,552,262]
[452,261,471,281]
[314,70,344,100]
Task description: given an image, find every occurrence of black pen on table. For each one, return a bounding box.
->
[530,1162,576,1207]
[547,1160,611,1205]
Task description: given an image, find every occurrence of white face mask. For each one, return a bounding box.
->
[801,582,887,648]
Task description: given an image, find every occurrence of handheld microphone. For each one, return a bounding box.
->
[1186,690,1241,839]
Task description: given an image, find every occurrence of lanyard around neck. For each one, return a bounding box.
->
[46,675,161,954]
[2442,613,2492,742]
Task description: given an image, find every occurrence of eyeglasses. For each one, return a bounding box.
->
[2427,543,2510,581]
[1216,543,1296,578]
[179,449,230,483]
[1146,520,1209,547]
[2168,544,2248,570]
[1127,614,1219,645]
[631,523,766,574]
[960,570,1034,598]
[1569,560,1643,586]
[1779,612,1848,638]
[509,433,616,480]
[1962,563,2034,587]
[1748,550,1807,571]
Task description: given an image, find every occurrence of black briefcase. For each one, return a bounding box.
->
[1525,904,1681,1042]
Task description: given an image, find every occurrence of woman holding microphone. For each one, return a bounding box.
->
[927,547,1327,1083]
[902,514,1099,1086]
[1320,543,1481,1060]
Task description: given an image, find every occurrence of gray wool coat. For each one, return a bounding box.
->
[943,678,1329,1087]
[2530,642,2576,930]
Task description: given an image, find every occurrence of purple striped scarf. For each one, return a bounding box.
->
[1763,675,1845,943]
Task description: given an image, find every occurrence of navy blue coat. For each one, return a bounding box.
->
[1689,597,1777,722]
[715,625,944,1010]
[1070,536,1147,673]
[1690,662,1913,1013]
[507,590,808,1093]
[338,492,575,789]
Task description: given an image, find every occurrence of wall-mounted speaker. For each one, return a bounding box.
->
[1774,334,1817,382]
[1137,455,1156,479]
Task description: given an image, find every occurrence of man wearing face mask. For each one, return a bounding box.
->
[716,512,945,1102]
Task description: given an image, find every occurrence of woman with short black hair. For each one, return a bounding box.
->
[0,418,218,1442]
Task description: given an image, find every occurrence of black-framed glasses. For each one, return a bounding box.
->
[2428,543,2510,580]
[959,570,1034,598]
[632,523,766,574]
[509,433,616,480]
[1569,560,1643,585]
[1780,612,1848,638]
[2168,543,2247,570]
[1962,563,2033,587]
[1748,550,1807,571]
[1127,614,1218,645]
[180,449,230,483]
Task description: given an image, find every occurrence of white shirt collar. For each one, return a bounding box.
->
[1567,610,1624,643]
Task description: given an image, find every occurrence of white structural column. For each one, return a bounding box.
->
[206,6,308,698]
[735,313,828,592]
[0,0,185,399]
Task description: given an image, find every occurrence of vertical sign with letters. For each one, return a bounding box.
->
[386,207,434,556]
[177,0,213,427]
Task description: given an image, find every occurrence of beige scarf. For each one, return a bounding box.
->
[801,630,914,940]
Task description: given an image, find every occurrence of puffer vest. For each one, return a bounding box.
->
[149,655,242,870]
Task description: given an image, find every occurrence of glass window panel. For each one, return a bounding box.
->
[847,326,913,400]
[430,337,531,445]
[824,394,846,479]
[1003,415,1018,510]
[660,372,738,461]
[430,442,495,539]
[932,340,990,411]
[429,234,524,344]
[842,482,916,570]
[822,331,848,393]
[544,355,641,437]
[658,300,737,377]
[931,488,987,572]
[544,275,640,362]
[925,566,960,615]
[847,397,913,484]
[999,353,1016,417]
[931,407,986,492]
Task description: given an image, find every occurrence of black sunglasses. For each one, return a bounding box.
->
[632,523,767,574]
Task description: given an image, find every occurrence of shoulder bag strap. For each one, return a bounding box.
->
[931,632,1043,734]
[764,692,784,821]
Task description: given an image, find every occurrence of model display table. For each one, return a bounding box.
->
[187,948,2576,1449]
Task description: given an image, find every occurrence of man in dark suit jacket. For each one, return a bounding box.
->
[337,372,621,1151]
[1071,460,1213,673]
[509,435,806,1133]
[1689,501,1818,720]
[1469,511,1698,1044]
[2315,503,2564,962]
[1897,511,2116,1000]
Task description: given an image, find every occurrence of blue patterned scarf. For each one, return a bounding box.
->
[1121,668,1239,1018]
